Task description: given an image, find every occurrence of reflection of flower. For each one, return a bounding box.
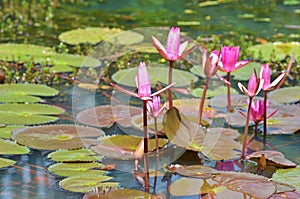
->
[111,62,175,101]
[260,64,285,91]
[151,27,194,61]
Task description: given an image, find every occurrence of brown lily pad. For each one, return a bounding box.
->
[171,164,219,179]
[76,105,142,128]
[247,150,297,168]
[12,124,105,150]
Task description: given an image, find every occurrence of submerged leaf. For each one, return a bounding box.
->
[59,172,117,193]
[47,148,104,162]
[0,139,30,155]
[0,157,16,169]
[247,150,297,168]
[12,124,105,150]
[48,162,105,177]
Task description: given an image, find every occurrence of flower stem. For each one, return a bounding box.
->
[197,78,209,125]
[154,117,159,156]
[226,72,233,112]
[263,90,267,145]
[241,96,253,161]
[168,61,174,108]
[143,100,150,191]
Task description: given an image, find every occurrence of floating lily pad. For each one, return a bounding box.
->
[12,125,105,150]
[0,93,41,103]
[59,172,117,193]
[48,162,105,177]
[247,42,300,60]
[0,139,30,155]
[169,178,208,196]
[111,30,144,46]
[162,107,241,160]
[82,188,159,199]
[191,86,238,98]
[269,191,300,199]
[0,103,65,125]
[0,157,16,169]
[76,105,143,128]
[230,62,262,81]
[0,125,24,139]
[247,150,297,168]
[268,87,300,104]
[0,84,59,97]
[172,164,218,179]
[49,53,100,68]
[91,135,168,160]
[47,148,104,162]
[58,27,123,45]
[49,64,73,73]
[112,65,198,88]
[272,166,300,191]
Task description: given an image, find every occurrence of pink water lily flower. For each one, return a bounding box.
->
[238,71,263,97]
[260,64,285,91]
[147,95,166,118]
[151,27,194,61]
[111,62,176,101]
[219,46,251,72]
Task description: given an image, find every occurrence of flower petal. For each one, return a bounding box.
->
[238,82,249,96]
[234,60,251,71]
[152,36,169,59]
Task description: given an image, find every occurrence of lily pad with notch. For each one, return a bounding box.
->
[0,139,30,155]
[0,125,24,139]
[12,124,105,150]
[0,157,16,169]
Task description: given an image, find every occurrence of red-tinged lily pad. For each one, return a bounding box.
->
[82,188,160,199]
[269,191,300,199]
[268,87,300,104]
[247,150,297,168]
[0,157,16,169]
[58,172,117,193]
[76,105,143,128]
[47,148,104,162]
[48,162,105,177]
[162,107,242,160]
[171,164,218,179]
[265,116,300,134]
[0,139,30,155]
[272,166,300,191]
[91,135,168,160]
[12,125,105,150]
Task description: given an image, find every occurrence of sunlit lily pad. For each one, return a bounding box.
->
[272,166,300,191]
[0,157,16,169]
[0,125,24,139]
[49,64,73,73]
[112,65,198,88]
[0,93,41,103]
[58,27,123,45]
[268,87,300,104]
[12,124,105,150]
[0,84,59,97]
[247,150,297,168]
[91,135,168,160]
[48,162,105,177]
[171,164,218,179]
[0,103,65,125]
[247,42,300,60]
[191,86,238,98]
[82,188,159,199]
[0,139,30,155]
[163,107,241,160]
[76,105,143,128]
[59,172,117,193]
[47,148,104,162]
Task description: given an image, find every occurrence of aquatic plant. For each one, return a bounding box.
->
[152,27,194,107]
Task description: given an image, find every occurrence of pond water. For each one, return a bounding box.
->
[0,1,300,199]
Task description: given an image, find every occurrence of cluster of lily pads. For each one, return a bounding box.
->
[0,25,300,199]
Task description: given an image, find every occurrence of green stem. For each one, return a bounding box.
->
[168,61,174,108]
[197,78,209,125]
[241,96,253,161]
[143,100,150,191]
[263,91,267,145]
[227,72,233,112]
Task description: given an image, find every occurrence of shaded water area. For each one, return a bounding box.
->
[0,1,300,199]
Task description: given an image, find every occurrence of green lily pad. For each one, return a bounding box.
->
[272,166,300,191]
[111,65,198,88]
[231,62,262,81]
[0,84,59,97]
[0,103,65,125]
[48,162,105,177]
[49,53,100,68]
[58,27,123,45]
[268,86,300,104]
[0,139,30,155]
[48,148,104,162]
[49,64,73,73]
[12,124,105,150]
[91,135,168,160]
[0,93,41,103]
[0,125,24,139]
[82,188,159,199]
[0,157,16,169]
[247,42,300,60]
[191,86,238,98]
[59,172,117,193]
